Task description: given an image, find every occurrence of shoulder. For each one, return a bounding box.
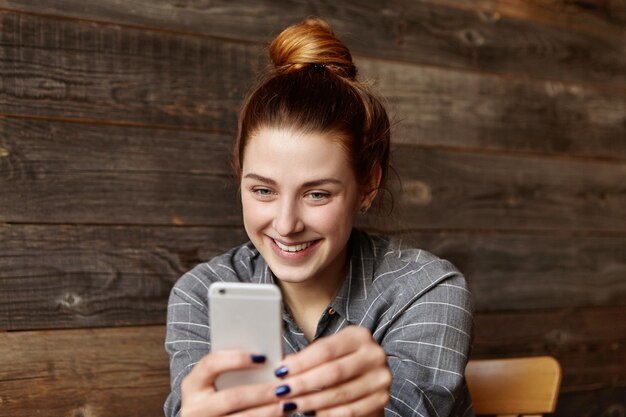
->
[169,241,261,308]
[364,231,471,306]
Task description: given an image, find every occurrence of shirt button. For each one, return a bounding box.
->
[328,307,336,316]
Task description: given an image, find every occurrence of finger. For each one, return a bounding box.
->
[311,388,390,417]
[226,401,285,417]
[204,381,282,416]
[286,366,392,415]
[278,326,373,377]
[280,340,387,396]
[182,350,266,394]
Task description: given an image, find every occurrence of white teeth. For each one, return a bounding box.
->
[274,240,314,252]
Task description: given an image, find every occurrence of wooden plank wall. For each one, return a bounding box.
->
[1,1,624,415]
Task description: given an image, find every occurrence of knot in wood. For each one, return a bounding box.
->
[458,29,485,47]
[545,328,570,348]
[61,292,82,309]
[404,180,432,206]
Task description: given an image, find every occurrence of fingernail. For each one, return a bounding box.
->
[251,354,266,364]
[282,402,297,412]
[275,384,291,397]
[303,411,316,416]
[274,365,289,377]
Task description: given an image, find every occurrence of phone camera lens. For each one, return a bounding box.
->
[219,288,226,295]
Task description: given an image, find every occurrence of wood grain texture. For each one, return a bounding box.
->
[473,307,626,390]
[365,145,626,232]
[2,0,625,87]
[362,58,626,160]
[2,11,624,160]
[434,0,626,37]
[2,224,624,331]
[2,119,625,229]
[555,387,626,417]
[0,11,263,130]
[0,310,622,417]
[0,223,248,331]
[0,325,170,417]
[1,2,625,414]
[473,307,626,416]
[0,119,241,225]
[396,231,626,311]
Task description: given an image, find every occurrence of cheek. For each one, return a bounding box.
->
[241,197,267,226]
[307,204,356,231]
[243,201,287,233]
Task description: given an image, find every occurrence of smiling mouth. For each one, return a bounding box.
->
[273,239,317,252]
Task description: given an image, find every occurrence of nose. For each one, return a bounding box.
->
[273,198,304,236]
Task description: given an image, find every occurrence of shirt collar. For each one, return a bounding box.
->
[246,229,377,322]
[329,229,376,322]
[243,241,271,284]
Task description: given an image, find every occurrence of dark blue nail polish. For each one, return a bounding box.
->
[275,384,291,397]
[303,411,316,416]
[251,354,266,364]
[282,402,297,412]
[274,365,289,377]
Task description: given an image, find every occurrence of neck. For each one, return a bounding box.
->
[280,280,341,342]
[281,279,338,312]
[277,247,349,340]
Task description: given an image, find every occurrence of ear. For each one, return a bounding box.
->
[359,165,382,210]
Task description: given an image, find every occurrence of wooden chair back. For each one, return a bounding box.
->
[466,356,561,417]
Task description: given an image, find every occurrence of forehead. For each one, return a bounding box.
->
[242,127,355,183]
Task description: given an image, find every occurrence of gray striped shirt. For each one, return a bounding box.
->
[164,229,474,417]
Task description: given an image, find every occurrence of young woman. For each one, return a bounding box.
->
[165,18,474,417]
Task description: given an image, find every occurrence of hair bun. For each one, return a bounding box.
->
[269,18,357,79]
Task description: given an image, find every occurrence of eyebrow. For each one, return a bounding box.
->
[243,173,342,188]
[243,173,276,185]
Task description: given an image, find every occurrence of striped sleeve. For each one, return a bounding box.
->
[382,272,474,417]
[163,246,255,417]
[163,266,213,417]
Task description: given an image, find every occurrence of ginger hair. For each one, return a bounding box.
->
[233,18,391,195]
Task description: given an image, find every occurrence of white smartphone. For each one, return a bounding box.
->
[209,282,283,390]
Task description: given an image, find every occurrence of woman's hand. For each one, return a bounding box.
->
[272,326,392,416]
[180,350,282,417]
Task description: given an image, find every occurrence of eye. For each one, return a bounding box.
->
[251,187,274,198]
[306,191,331,202]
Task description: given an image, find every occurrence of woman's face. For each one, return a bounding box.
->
[240,127,366,288]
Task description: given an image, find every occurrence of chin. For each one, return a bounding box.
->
[267,265,317,284]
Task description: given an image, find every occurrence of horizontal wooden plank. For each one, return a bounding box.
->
[0,325,170,417]
[2,12,624,160]
[362,58,626,159]
[0,11,263,130]
[0,118,233,175]
[395,231,626,311]
[6,0,626,39]
[0,119,242,225]
[554,386,626,417]
[472,306,626,416]
[437,0,626,37]
[2,0,625,87]
[0,224,249,330]
[2,224,625,330]
[472,306,626,391]
[364,146,626,232]
[2,119,625,230]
